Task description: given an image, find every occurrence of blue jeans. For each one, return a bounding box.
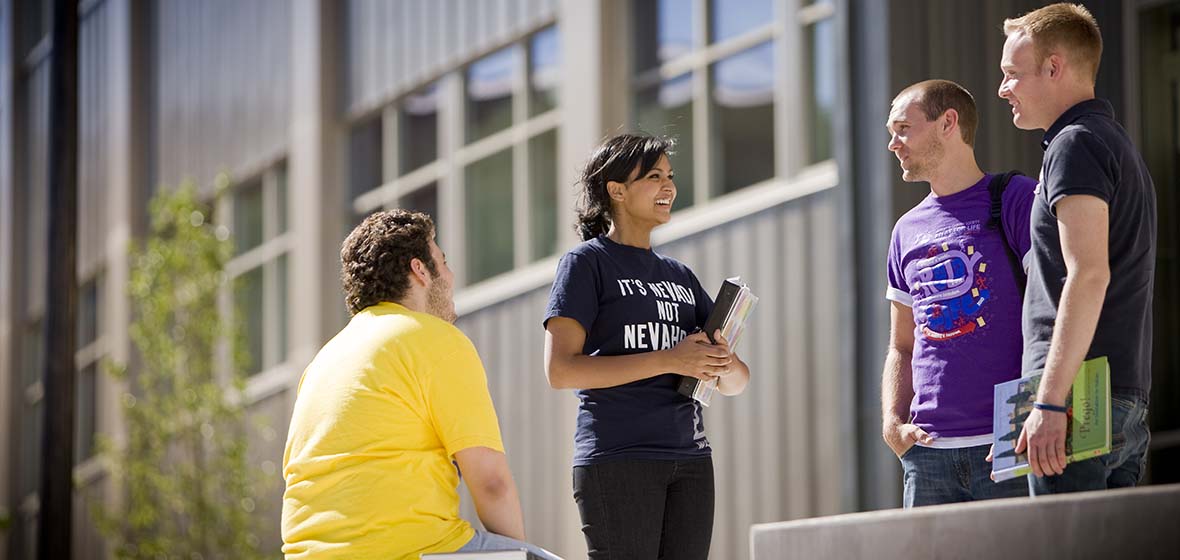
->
[1029,395,1150,495]
[572,457,714,560]
[900,443,1028,507]
[456,529,564,560]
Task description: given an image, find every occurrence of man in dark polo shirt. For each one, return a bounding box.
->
[998,3,1157,494]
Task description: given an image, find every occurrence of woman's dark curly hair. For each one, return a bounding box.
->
[340,209,437,315]
[575,133,675,241]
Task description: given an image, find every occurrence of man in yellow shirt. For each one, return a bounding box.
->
[281,210,561,560]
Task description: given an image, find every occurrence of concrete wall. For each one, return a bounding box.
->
[751,484,1180,560]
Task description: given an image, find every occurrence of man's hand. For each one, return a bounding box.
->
[1015,407,1069,477]
[883,422,933,458]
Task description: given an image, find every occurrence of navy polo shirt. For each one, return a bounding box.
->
[1022,98,1157,399]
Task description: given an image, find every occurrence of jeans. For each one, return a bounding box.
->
[900,443,1029,508]
[1029,395,1150,495]
[572,457,714,560]
[456,529,564,560]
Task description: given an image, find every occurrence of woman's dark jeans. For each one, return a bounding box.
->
[573,457,714,560]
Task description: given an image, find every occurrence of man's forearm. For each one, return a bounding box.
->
[881,348,914,428]
[1037,270,1109,404]
[471,478,527,541]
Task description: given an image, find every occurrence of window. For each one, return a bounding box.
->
[801,1,836,164]
[227,165,290,376]
[74,275,103,464]
[635,74,695,209]
[711,41,775,195]
[631,0,777,207]
[461,26,562,284]
[467,46,518,143]
[348,24,562,288]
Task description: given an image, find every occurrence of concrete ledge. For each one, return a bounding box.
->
[751,484,1180,560]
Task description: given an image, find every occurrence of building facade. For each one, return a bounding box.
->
[1,0,1177,559]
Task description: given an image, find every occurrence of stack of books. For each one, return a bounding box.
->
[677,276,758,406]
[990,356,1112,481]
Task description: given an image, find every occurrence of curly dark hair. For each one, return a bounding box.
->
[575,133,675,241]
[340,209,437,315]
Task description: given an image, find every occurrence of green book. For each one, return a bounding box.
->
[990,356,1112,482]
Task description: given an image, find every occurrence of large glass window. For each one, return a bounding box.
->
[401,182,440,234]
[633,0,694,72]
[635,74,695,209]
[805,14,835,164]
[228,164,290,376]
[529,130,559,260]
[711,0,774,43]
[348,25,561,289]
[631,0,779,205]
[711,41,775,194]
[530,26,561,116]
[401,84,439,173]
[73,275,103,464]
[467,46,518,143]
[465,149,515,283]
[348,117,383,200]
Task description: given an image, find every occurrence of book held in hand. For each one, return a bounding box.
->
[990,356,1112,482]
[676,276,758,406]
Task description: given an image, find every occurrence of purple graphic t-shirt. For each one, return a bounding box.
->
[886,173,1036,441]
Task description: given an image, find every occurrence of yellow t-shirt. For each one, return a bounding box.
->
[281,302,504,559]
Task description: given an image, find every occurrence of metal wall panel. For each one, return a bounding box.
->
[152,0,291,190]
[456,187,848,560]
[343,0,559,117]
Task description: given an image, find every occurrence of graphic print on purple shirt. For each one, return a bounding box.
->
[906,239,989,340]
[886,174,1036,439]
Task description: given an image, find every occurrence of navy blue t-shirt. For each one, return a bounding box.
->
[543,235,714,466]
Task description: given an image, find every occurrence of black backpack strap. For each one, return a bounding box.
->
[987,170,1026,294]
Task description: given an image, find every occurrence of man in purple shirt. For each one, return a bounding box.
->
[881,79,1036,507]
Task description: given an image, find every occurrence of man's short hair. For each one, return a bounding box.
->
[340,209,437,315]
[1004,3,1102,84]
[893,79,979,147]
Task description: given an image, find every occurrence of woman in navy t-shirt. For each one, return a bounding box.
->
[543,133,750,559]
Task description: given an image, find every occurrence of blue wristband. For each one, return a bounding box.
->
[1033,401,1069,414]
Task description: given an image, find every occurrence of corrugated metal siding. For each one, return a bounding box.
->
[456,187,848,560]
[153,0,291,190]
[79,1,110,276]
[343,0,558,117]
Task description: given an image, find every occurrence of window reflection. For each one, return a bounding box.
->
[467,46,519,143]
[711,41,775,194]
[401,83,439,173]
[234,179,264,255]
[402,182,440,243]
[635,73,695,209]
[465,149,515,283]
[530,27,561,116]
[806,18,835,163]
[711,0,773,43]
[633,0,694,72]
[348,118,382,199]
[236,266,264,375]
[529,130,558,260]
[75,364,96,463]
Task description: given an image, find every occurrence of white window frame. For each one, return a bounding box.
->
[222,164,292,399]
[351,23,563,288]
